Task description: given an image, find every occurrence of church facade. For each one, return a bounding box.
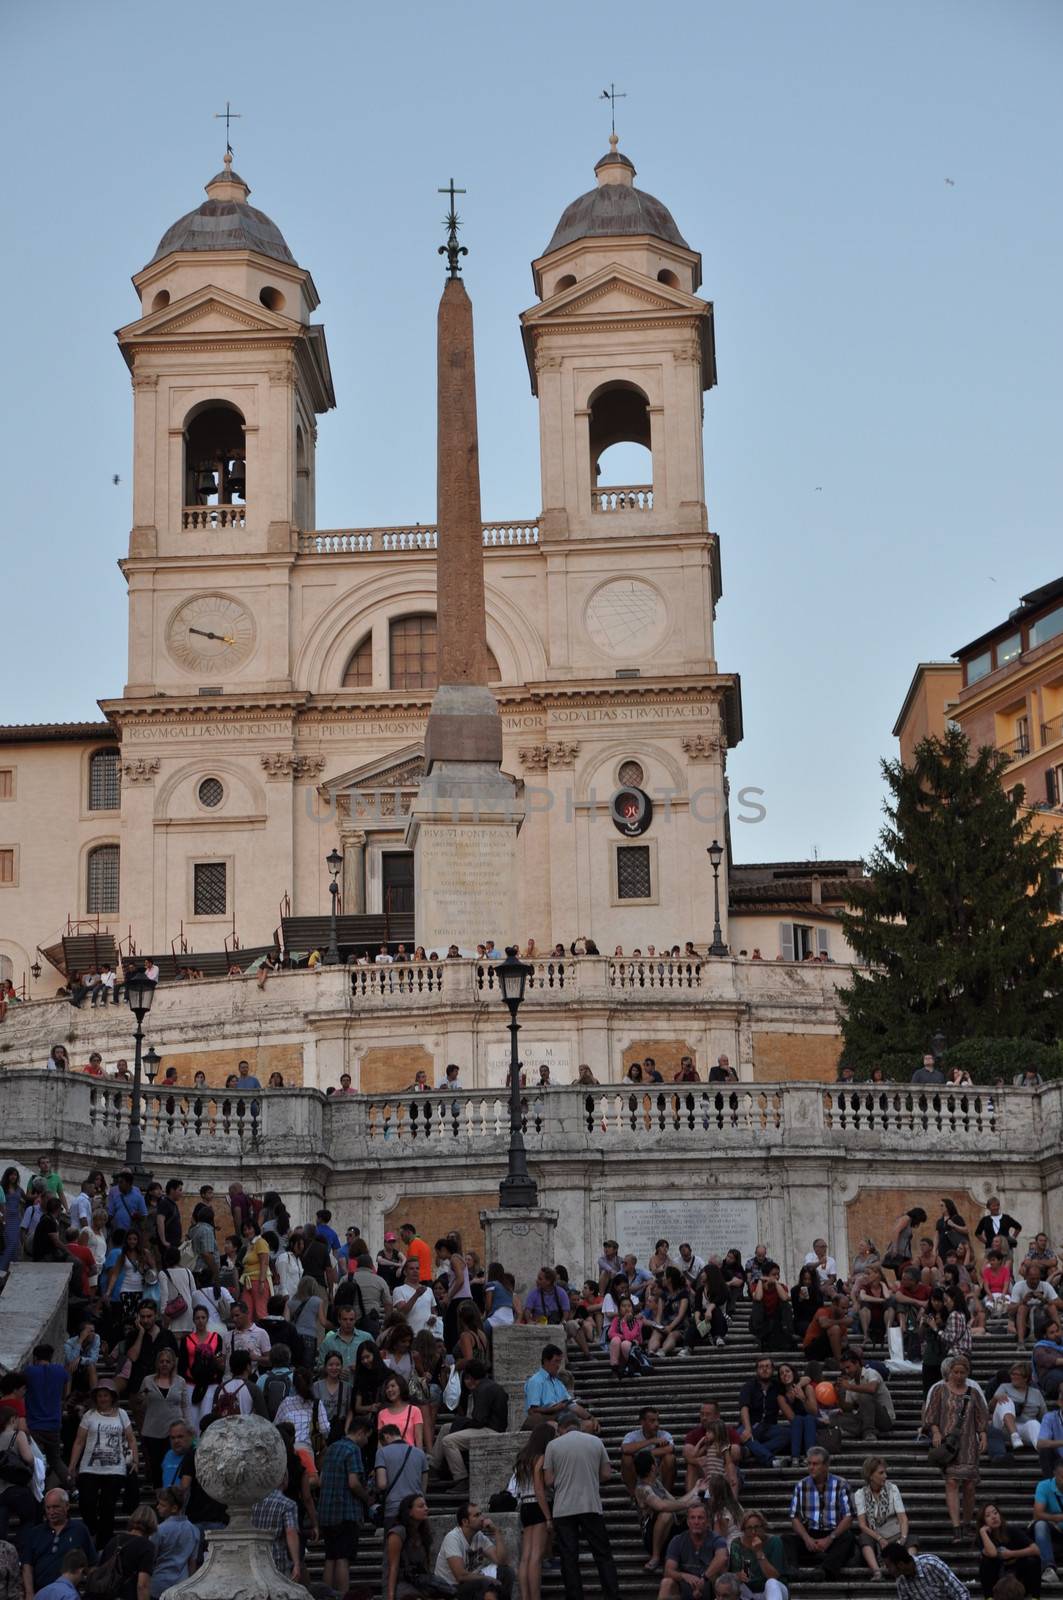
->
[1,141,855,996]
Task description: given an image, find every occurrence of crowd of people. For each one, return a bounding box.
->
[0,1166,1061,1599]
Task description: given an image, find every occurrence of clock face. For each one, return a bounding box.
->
[584,578,667,657]
[165,595,255,675]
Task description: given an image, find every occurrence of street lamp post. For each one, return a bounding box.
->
[496,948,538,1210]
[324,848,343,966]
[930,1030,947,1064]
[124,970,157,1181]
[707,839,728,956]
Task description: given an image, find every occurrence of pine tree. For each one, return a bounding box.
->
[839,726,1063,1066]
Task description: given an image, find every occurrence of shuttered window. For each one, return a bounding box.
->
[616,845,652,900]
[87,845,119,913]
[193,861,227,916]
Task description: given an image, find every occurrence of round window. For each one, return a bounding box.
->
[618,760,645,788]
[198,777,224,808]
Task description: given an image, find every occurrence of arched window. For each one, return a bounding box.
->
[0,956,12,986]
[295,424,310,529]
[88,748,120,811]
[343,635,374,688]
[185,402,247,506]
[387,616,501,690]
[87,845,119,915]
[588,381,653,507]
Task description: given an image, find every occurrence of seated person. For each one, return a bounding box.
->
[1033,1457,1063,1581]
[620,1408,675,1497]
[750,1263,794,1350]
[656,1502,727,1600]
[522,1345,589,1428]
[432,1500,514,1599]
[789,1447,855,1578]
[632,1451,705,1576]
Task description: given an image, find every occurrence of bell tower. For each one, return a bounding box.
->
[115,154,335,695]
[521,136,716,543]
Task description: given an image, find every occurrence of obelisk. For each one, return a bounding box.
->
[405,185,524,955]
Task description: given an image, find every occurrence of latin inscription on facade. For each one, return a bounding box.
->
[613,1197,759,1266]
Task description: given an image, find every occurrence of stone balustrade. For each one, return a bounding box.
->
[1,1071,1048,1165]
[298,519,539,555]
[181,504,247,530]
[592,484,654,511]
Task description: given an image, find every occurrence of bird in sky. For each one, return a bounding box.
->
[945,177,955,186]
[814,486,823,492]
[112,474,121,485]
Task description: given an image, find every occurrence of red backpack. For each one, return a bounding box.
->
[211,1380,246,1419]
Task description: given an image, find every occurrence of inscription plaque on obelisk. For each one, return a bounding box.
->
[405,186,524,954]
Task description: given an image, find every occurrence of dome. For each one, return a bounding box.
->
[544,138,689,256]
[150,154,296,266]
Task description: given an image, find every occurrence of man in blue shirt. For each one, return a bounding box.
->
[21,1491,96,1596]
[23,1345,70,1487]
[106,1170,147,1234]
[1033,1457,1063,1577]
[1038,1404,1063,1468]
[233,1060,261,1091]
[315,1210,341,1252]
[523,1345,590,1426]
[662,1502,727,1598]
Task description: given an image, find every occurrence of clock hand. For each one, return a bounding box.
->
[189,627,226,642]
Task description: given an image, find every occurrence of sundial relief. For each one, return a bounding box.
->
[584,578,668,656]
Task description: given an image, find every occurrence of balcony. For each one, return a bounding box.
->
[297,520,539,556]
[591,485,653,513]
[1001,731,1031,759]
[1042,715,1063,747]
[182,505,247,530]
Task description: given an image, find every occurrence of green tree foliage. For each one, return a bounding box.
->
[840,728,1063,1066]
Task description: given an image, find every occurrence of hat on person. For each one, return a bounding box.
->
[93,1378,118,1394]
[384,1232,397,1243]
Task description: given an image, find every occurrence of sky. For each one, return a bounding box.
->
[2,0,1060,863]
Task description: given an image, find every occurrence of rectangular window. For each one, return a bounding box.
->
[965,650,992,685]
[996,632,1022,666]
[193,861,227,917]
[0,770,13,801]
[789,923,815,961]
[616,845,652,900]
[1031,606,1063,650]
[0,848,14,885]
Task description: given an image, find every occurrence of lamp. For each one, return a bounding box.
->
[143,1047,161,1084]
[123,967,157,1183]
[30,956,42,981]
[707,840,728,957]
[930,1031,947,1063]
[496,947,538,1210]
[324,848,343,966]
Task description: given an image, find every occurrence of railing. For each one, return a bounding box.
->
[822,1087,998,1140]
[1042,716,1063,746]
[609,958,703,990]
[88,1084,261,1143]
[592,485,653,512]
[352,962,446,999]
[1001,730,1030,758]
[475,959,573,994]
[298,520,539,555]
[182,505,247,530]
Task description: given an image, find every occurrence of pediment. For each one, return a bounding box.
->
[117,285,296,343]
[525,264,706,326]
[322,744,425,795]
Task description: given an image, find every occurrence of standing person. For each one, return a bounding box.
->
[788,1447,855,1580]
[67,1380,140,1547]
[317,1414,372,1596]
[975,1198,1022,1259]
[22,1345,69,1488]
[543,1410,620,1600]
[239,1225,273,1323]
[150,1486,199,1597]
[513,1425,554,1600]
[20,1491,96,1600]
[924,1353,988,1542]
[97,1503,157,1600]
[0,1170,22,1275]
[0,1408,37,1546]
[399,1223,432,1284]
[382,1493,433,1600]
[376,1234,405,1291]
[138,1349,189,1486]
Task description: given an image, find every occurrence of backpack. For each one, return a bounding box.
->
[211,1380,247,1420]
[261,1371,293,1421]
[83,1536,130,1599]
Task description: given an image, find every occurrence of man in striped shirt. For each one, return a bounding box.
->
[882,1544,969,1597]
[788,1446,854,1578]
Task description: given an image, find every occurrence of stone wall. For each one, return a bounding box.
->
[0,1263,71,1376]
[360,1044,434,1094]
[752,1030,843,1082]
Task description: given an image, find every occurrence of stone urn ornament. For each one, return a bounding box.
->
[160,1414,310,1600]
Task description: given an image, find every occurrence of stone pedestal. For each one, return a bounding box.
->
[480,1205,558,1298]
[407,744,524,954]
[164,1413,310,1600]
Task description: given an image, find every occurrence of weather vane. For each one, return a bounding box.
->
[600,82,627,137]
[438,178,468,278]
[214,101,242,156]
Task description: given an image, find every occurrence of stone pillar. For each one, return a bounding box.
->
[489,1322,567,1429]
[340,827,366,914]
[480,1206,558,1299]
[165,1413,310,1600]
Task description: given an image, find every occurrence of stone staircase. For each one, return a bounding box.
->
[337,1303,1047,1597]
